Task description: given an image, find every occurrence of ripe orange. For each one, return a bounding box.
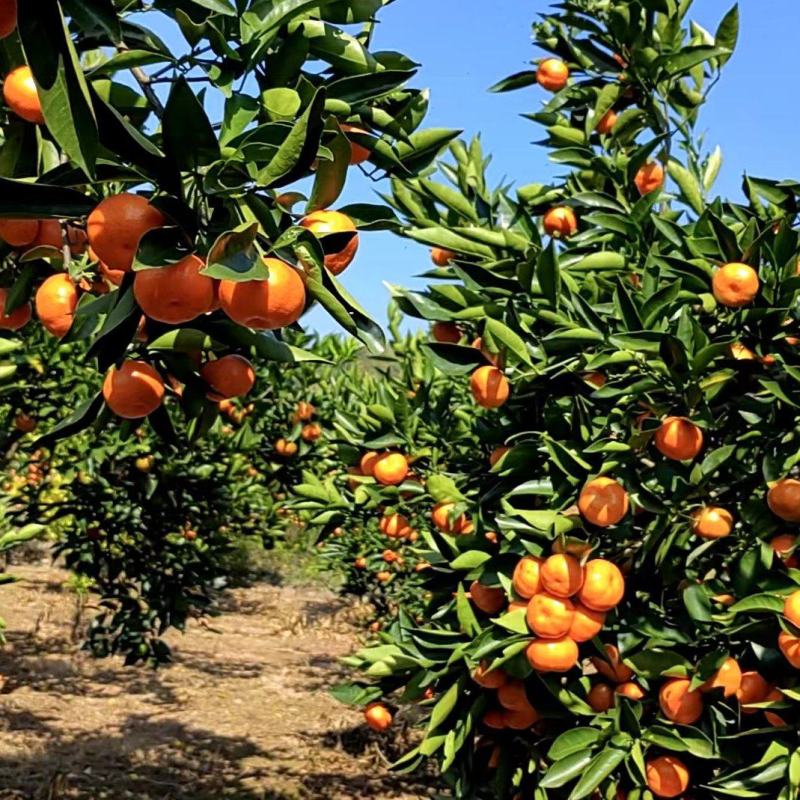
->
[616,682,644,701]
[654,416,704,461]
[540,553,584,598]
[691,506,733,539]
[526,592,575,638]
[470,581,506,614]
[512,556,543,599]
[568,604,605,642]
[596,109,618,135]
[634,161,664,195]
[587,682,615,712]
[35,273,78,338]
[737,671,770,714]
[134,254,216,324]
[380,513,411,539]
[340,123,370,165]
[783,589,800,627]
[470,365,509,408]
[103,360,165,419]
[578,477,629,527]
[0,287,31,331]
[701,657,741,697]
[353,555,366,570]
[577,559,624,612]
[489,446,510,467]
[87,194,165,271]
[771,533,798,566]
[526,637,579,673]
[219,258,306,330]
[646,755,690,798]
[0,218,38,248]
[359,452,379,476]
[591,644,633,683]
[768,479,800,522]
[431,247,456,266]
[712,262,760,308]
[0,0,17,39]
[584,371,606,388]
[536,58,569,91]
[764,688,786,727]
[200,355,255,400]
[98,260,125,287]
[293,401,315,422]
[373,452,409,485]
[301,423,322,442]
[431,501,473,534]
[275,438,298,457]
[432,321,461,343]
[659,678,703,724]
[30,221,86,254]
[4,65,44,124]
[482,709,506,730]
[300,210,359,275]
[364,703,392,732]
[472,660,507,689]
[779,630,800,668]
[502,704,539,729]
[542,206,577,238]
[472,337,504,367]
[497,679,533,712]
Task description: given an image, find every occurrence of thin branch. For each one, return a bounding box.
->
[117,44,165,118]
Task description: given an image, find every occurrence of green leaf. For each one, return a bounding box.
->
[450,551,492,570]
[715,5,740,64]
[548,728,603,761]
[537,240,561,306]
[668,159,704,215]
[568,746,628,799]
[306,128,351,213]
[540,750,596,789]
[201,224,266,281]
[483,318,532,366]
[163,77,220,172]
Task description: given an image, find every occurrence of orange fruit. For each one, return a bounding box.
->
[275,438,298,457]
[497,679,533,712]
[691,506,733,539]
[783,589,800,627]
[634,161,664,195]
[701,657,741,697]
[568,604,605,642]
[472,337,504,368]
[373,452,409,485]
[432,321,461,343]
[470,365,509,409]
[489,446,510,467]
[526,637,579,673]
[293,401,315,422]
[87,194,165,272]
[737,671,770,714]
[431,501,473,534]
[29,221,86,254]
[768,479,800,523]
[472,660,507,689]
[764,688,786,727]
[98,260,125,287]
[536,58,569,91]
[219,258,306,330]
[712,262,760,308]
[616,682,644,701]
[482,709,506,730]
[134,254,216,324]
[200,355,255,400]
[502,704,539,729]
[0,287,31,331]
[779,630,800,668]
[470,581,506,614]
[584,371,606,388]
[771,533,798,565]
[591,644,633,683]
[507,599,528,613]
[542,206,577,238]
[646,755,690,798]
[340,123,370,165]
[730,342,756,360]
[431,247,456,266]
[364,703,392,732]
[0,218,39,248]
[577,559,624,612]
[299,210,359,275]
[527,592,575,639]
[380,513,411,539]
[596,109,618,135]
[35,273,78,338]
[4,65,44,124]
[103,360,165,419]
[360,452,379,476]
[587,683,615,712]
[540,553,584,598]
[659,678,703,724]
[512,556,543,599]
[578,477,629,527]
[654,416,704,461]
[0,0,17,39]
[301,423,322,442]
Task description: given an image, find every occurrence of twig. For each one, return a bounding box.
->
[117,44,165,118]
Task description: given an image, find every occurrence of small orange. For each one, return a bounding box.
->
[0,0,17,39]
[364,703,392,732]
[634,161,664,195]
[353,556,366,570]
[737,671,770,714]
[0,287,31,331]
[577,559,624,612]
[691,506,733,539]
[275,438,298,457]
[299,210,359,275]
[379,513,411,539]
[526,637,579,673]
[294,401,315,422]
[701,657,741,698]
[712,262,760,308]
[654,416,704,461]
[470,365,509,408]
[99,261,125,287]
[526,592,575,639]
[87,193,165,272]
[658,679,702,724]
[540,553,584,598]
[373,452,409,485]
[646,755,690,798]
[103,360,165,419]
[616,682,645,701]
[4,65,44,124]
[134,254,216,324]
[764,688,786,727]
[512,556,543,599]
[536,58,569,91]
[783,589,800,627]
[568,604,605,642]
[587,683,615,712]
[431,247,456,266]
[596,109,618,135]
[360,452,379,476]
[375,570,391,583]
[502,704,540,729]
[489,446,510,467]
[591,644,633,683]
[35,273,78,338]
[470,581,506,615]
[432,321,461,343]
[301,423,322,442]
[771,533,798,564]
[220,258,306,330]
[200,355,255,400]
[768,479,800,523]
[472,660,507,689]
[778,630,800,667]
[0,218,39,248]
[431,502,473,535]
[382,549,398,564]
[497,679,533,712]
[578,477,629,527]
[339,123,371,165]
[542,206,577,238]
[482,709,506,730]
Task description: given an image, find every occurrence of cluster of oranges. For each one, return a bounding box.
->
[275,401,319,456]
[351,450,410,487]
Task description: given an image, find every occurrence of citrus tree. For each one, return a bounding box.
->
[338,1,800,797]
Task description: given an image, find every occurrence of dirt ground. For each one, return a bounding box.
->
[0,565,432,800]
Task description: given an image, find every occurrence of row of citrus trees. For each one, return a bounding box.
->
[325,1,800,798]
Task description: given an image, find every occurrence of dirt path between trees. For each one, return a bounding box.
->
[0,565,431,800]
